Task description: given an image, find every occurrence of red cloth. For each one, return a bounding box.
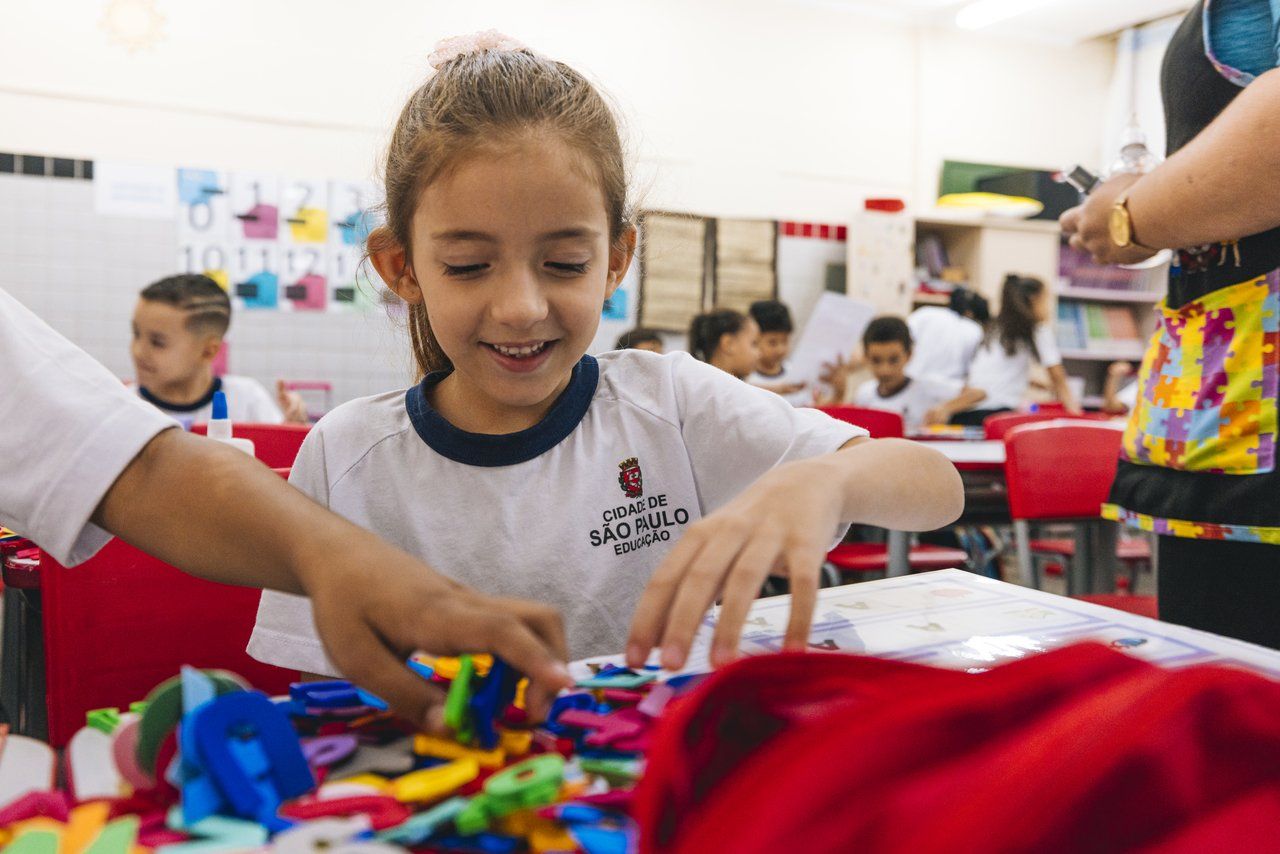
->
[634,644,1280,853]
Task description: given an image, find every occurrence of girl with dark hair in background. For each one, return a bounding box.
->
[952,275,1080,426]
[688,308,760,380]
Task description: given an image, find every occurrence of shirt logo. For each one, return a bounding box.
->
[617,456,643,498]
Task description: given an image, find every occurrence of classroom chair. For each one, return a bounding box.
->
[816,406,905,439]
[7,469,299,747]
[825,540,970,580]
[191,421,310,469]
[982,410,1114,441]
[1003,421,1155,615]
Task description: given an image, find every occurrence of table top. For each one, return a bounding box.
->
[575,570,1280,680]
[929,439,1005,469]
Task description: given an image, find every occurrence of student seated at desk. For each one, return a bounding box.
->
[953,275,1081,426]
[248,34,963,677]
[851,316,986,432]
[614,326,664,354]
[688,308,760,380]
[906,287,988,384]
[130,274,307,424]
[746,300,808,403]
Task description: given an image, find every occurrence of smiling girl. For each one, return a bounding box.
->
[248,32,961,676]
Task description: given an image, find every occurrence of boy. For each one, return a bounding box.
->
[747,300,807,403]
[852,316,985,432]
[131,274,306,424]
[614,327,664,353]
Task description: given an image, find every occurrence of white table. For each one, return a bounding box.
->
[574,570,1280,680]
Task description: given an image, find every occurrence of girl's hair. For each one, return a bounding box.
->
[688,309,748,363]
[377,42,633,378]
[991,274,1045,358]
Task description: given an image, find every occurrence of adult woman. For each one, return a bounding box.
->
[1061,1,1280,648]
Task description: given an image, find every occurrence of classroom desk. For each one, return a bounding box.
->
[886,440,1121,595]
[574,569,1280,680]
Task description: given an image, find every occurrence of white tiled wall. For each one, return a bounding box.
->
[0,173,414,408]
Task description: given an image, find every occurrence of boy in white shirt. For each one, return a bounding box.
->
[852,316,986,432]
[130,274,307,424]
[906,288,988,384]
[747,300,809,404]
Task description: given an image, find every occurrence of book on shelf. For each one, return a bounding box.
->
[1055,301,1142,355]
[1058,242,1149,291]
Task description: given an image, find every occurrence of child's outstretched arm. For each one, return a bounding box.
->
[94,428,573,728]
[625,437,962,671]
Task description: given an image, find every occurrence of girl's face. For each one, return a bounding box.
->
[381,137,634,432]
[1032,289,1051,323]
[720,318,761,379]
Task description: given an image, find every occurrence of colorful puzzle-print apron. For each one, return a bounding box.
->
[1103,0,1280,544]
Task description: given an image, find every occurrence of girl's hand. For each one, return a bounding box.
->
[277,380,310,424]
[625,456,842,672]
[305,546,573,729]
[1059,173,1158,266]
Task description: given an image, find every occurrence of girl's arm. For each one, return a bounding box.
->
[94,428,571,726]
[1102,361,1134,414]
[1062,67,1280,264]
[924,386,986,425]
[1046,365,1082,413]
[626,437,962,671]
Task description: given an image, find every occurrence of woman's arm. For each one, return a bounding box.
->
[1063,67,1280,263]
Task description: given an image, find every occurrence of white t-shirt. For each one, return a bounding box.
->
[248,350,864,669]
[135,375,283,425]
[0,287,175,565]
[748,363,810,406]
[852,376,963,433]
[967,324,1062,411]
[905,307,984,383]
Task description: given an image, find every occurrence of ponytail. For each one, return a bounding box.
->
[992,274,1045,359]
[688,309,747,363]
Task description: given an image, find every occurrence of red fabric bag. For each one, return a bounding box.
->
[634,643,1280,853]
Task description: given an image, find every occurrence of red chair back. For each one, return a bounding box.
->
[983,411,1112,441]
[39,469,296,747]
[816,406,905,439]
[1003,422,1123,521]
[191,422,310,469]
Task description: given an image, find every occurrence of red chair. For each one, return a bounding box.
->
[983,410,1114,441]
[817,406,905,439]
[191,422,310,469]
[29,468,297,746]
[826,541,969,580]
[1003,422,1155,611]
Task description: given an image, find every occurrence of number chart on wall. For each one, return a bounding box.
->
[177,169,383,314]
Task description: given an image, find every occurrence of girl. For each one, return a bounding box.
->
[688,308,760,380]
[953,275,1080,426]
[248,32,961,677]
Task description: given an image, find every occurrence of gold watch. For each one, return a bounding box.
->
[1109,190,1154,251]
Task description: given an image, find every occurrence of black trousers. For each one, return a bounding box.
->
[1159,536,1280,650]
[949,408,1011,427]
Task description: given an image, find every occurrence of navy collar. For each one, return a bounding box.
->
[138,376,222,413]
[876,377,911,399]
[405,355,599,467]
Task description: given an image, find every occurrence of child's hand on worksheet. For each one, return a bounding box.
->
[624,455,846,672]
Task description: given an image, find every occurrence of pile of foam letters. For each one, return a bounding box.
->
[0,653,699,852]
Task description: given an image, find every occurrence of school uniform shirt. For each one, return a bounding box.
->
[135,375,283,425]
[747,364,811,406]
[966,324,1062,411]
[852,376,962,433]
[248,350,865,669]
[0,287,175,565]
[905,306,984,383]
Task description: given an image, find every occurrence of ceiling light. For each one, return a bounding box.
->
[955,0,1061,29]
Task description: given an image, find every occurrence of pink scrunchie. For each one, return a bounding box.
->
[428,29,531,69]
